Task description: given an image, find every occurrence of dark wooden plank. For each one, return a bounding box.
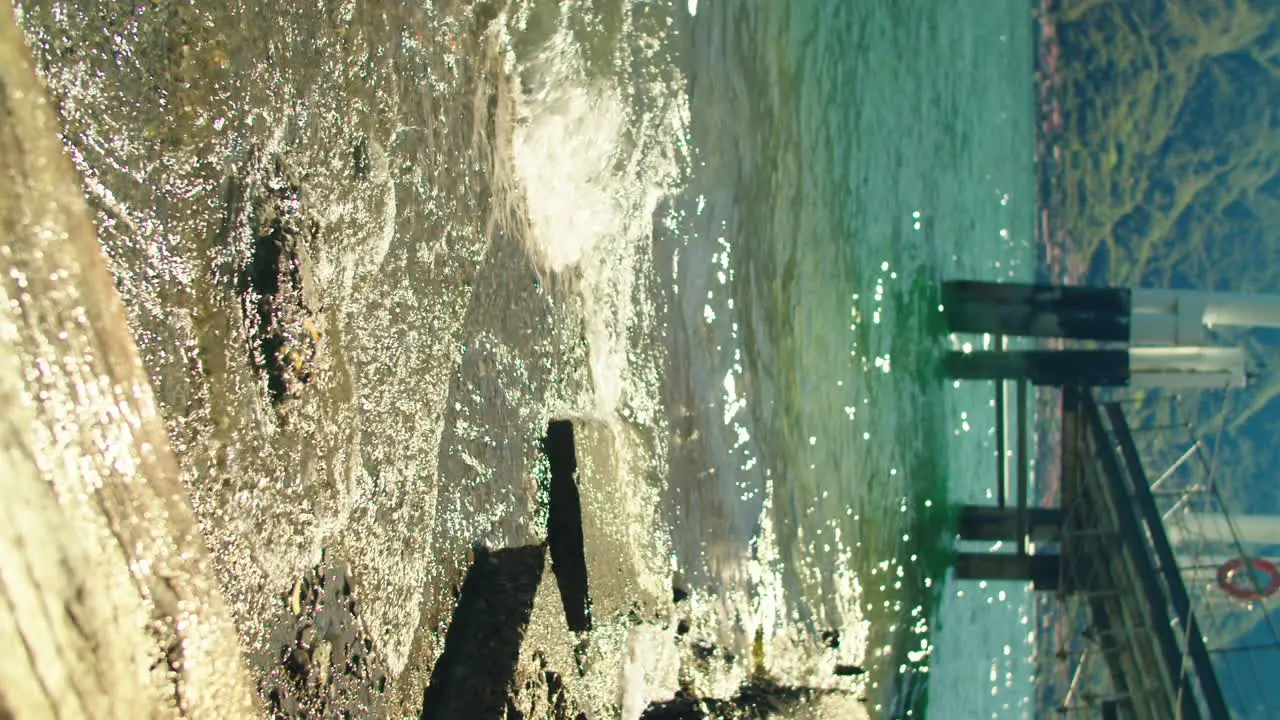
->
[958,505,1061,542]
[954,552,1060,590]
[944,349,1130,386]
[939,281,1131,340]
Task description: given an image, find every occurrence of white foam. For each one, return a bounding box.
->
[508,16,692,713]
[512,72,631,418]
[514,82,627,274]
[618,623,681,720]
[510,20,683,422]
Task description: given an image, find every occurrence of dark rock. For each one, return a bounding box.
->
[572,637,589,677]
[283,646,311,683]
[541,420,592,632]
[260,560,388,718]
[230,153,320,406]
[821,629,840,649]
[690,641,716,662]
[641,679,838,720]
[351,138,371,180]
[420,545,546,720]
[640,692,761,720]
[545,670,568,718]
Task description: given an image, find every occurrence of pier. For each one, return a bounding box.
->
[944,280,1280,719]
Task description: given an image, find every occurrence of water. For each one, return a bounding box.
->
[8,0,1037,716]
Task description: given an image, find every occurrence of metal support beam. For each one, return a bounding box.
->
[995,344,1007,508]
[1150,442,1201,492]
[1016,378,1030,555]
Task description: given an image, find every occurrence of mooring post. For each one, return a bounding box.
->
[953,552,1060,591]
[957,506,1062,543]
[941,280,1131,341]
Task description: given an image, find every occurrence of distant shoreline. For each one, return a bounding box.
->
[1033,0,1077,288]
[1031,0,1067,506]
[1030,0,1075,709]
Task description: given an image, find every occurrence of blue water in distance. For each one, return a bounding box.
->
[669,0,1041,715]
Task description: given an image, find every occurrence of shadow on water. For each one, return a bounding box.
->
[865,272,962,719]
[421,421,593,720]
[422,420,885,719]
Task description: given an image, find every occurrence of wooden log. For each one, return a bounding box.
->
[0,6,258,717]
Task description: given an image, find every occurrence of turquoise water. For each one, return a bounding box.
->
[666,0,1041,714]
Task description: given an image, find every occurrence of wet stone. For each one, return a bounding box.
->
[259,559,388,718]
[640,680,831,720]
[504,655,582,720]
[821,629,840,649]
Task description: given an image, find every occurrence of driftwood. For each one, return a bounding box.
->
[0,5,258,717]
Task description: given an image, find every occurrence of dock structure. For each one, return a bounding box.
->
[942,280,1280,720]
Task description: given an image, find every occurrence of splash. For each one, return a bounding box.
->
[509,14,683,423]
[513,80,628,274]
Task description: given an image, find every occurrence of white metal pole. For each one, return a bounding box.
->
[1127,346,1247,389]
[1132,288,1280,343]
[1167,512,1280,547]
[1150,442,1202,492]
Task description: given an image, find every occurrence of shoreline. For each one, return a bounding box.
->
[1031,0,1068,510]
[1030,0,1077,709]
[1033,0,1077,288]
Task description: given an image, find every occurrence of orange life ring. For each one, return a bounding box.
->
[1216,557,1280,602]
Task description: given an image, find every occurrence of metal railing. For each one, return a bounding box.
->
[1102,389,1280,719]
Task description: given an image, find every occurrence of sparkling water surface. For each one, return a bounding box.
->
[13,0,1038,716]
